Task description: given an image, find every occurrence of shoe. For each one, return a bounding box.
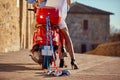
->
[71,59,79,69]
[59,59,67,68]
[59,59,64,68]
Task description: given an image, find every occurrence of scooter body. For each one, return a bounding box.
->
[30,6,64,69]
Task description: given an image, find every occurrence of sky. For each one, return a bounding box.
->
[71,0,120,30]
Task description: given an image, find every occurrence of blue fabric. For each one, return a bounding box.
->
[27,0,36,4]
[38,1,46,6]
[67,5,70,11]
[27,0,46,6]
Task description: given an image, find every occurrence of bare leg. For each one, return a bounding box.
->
[61,28,78,69]
[60,27,78,69]
[60,28,75,59]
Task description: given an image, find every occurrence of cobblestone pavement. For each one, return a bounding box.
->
[0,50,120,80]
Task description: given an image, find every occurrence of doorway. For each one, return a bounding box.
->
[81,44,87,53]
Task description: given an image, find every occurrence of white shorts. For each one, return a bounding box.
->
[59,20,67,29]
[46,0,68,29]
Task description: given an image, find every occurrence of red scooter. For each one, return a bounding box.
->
[29,6,67,69]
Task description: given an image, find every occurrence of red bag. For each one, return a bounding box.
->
[36,6,61,25]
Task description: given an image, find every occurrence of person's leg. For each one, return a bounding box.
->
[60,28,75,59]
[60,28,78,69]
[58,20,78,69]
[58,38,68,68]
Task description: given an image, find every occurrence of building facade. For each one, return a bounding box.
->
[66,2,113,53]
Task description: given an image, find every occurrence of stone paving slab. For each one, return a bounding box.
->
[0,50,120,80]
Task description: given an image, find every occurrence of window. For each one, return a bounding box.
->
[83,20,88,30]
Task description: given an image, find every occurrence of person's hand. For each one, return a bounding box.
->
[33,2,39,7]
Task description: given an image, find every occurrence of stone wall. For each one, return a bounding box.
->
[0,0,20,52]
[0,0,34,52]
[66,13,110,53]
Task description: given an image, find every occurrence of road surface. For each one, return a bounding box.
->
[0,50,120,80]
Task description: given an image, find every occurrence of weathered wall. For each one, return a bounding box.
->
[0,0,20,52]
[0,0,34,52]
[66,14,110,53]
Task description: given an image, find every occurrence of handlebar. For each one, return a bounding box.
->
[28,9,34,11]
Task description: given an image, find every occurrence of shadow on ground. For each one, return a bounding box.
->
[0,63,41,72]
